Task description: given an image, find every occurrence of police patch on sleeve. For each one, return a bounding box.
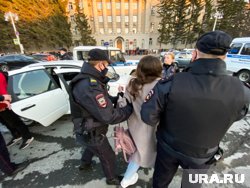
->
[144,89,154,102]
[95,94,107,108]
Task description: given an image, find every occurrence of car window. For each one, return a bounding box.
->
[240,43,250,55]
[1,56,16,61]
[11,69,58,100]
[76,51,89,61]
[228,43,242,54]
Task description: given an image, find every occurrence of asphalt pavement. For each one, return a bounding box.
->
[0,111,250,188]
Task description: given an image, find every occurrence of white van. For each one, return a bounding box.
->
[226,37,250,82]
[73,46,138,76]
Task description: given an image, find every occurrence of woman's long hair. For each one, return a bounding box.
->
[127,55,162,100]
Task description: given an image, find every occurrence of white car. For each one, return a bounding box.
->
[7,61,128,127]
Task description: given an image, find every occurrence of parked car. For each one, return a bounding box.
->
[8,61,122,126]
[175,52,192,68]
[0,54,39,72]
[31,53,57,61]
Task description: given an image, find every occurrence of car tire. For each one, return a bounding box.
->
[0,64,9,72]
[236,70,250,83]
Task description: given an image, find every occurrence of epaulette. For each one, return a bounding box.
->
[159,75,173,84]
[89,78,98,86]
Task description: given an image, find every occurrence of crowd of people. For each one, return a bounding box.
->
[1,30,250,188]
[69,30,250,188]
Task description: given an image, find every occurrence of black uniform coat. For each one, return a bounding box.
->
[141,58,250,159]
[71,63,132,131]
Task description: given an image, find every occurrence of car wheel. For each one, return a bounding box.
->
[237,70,250,83]
[20,117,34,126]
[0,64,9,72]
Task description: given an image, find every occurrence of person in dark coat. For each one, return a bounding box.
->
[0,94,29,176]
[162,52,178,79]
[141,30,250,188]
[70,48,133,185]
[58,48,73,60]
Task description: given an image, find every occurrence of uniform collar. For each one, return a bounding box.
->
[186,58,227,75]
[81,63,106,82]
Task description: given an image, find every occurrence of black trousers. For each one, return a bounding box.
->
[0,109,31,140]
[0,132,15,175]
[81,136,117,180]
[153,143,211,188]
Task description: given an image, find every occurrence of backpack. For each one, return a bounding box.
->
[114,125,136,162]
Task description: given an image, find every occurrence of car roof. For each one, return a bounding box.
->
[24,60,83,69]
[73,46,120,51]
[8,66,46,76]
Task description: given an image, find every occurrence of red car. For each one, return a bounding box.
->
[32,54,57,61]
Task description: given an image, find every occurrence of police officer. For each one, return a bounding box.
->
[70,48,132,185]
[141,30,250,188]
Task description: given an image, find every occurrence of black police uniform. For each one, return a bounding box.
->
[141,58,250,188]
[70,62,132,183]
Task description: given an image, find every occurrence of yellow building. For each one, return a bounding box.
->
[67,0,161,52]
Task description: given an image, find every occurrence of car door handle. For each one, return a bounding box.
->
[21,104,36,111]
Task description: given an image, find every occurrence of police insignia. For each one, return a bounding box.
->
[95,94,107,108]
[144,89,154,102]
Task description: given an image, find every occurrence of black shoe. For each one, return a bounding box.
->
[78,160,95,171]
[106,177,121,185]
[8,161,29,176]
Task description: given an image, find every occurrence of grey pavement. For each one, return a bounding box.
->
[0,113,250,188]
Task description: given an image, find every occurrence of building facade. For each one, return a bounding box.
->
[67,0,162,52]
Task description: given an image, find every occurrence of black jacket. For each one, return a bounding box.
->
[60,52,72,60]
[70,63,132,132]
[141,58,250,158]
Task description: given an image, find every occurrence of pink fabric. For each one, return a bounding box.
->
[114,126,136,162]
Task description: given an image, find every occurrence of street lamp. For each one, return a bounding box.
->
[4,12,24,54]
[212,10,223,31]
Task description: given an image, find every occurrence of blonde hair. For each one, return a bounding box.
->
[165,52,175,60]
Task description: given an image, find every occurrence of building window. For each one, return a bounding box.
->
[133,2,138,9]
[125,3,129,9]
[133,39,137,49]
[149,38,153,45]
[108,28,113,34]
[132,28,137,34]
[116,16,121,22]
[125,39,129,50]
[109,40,113,47]
[69,2,73,10]
[125,28,129,34]
[142,39,145,49]
[70,15,74,22]
[125,16,129,22]
[107,16,112,22]
[106,2,111,9]
[133,16,137,22]
[100,28,104,34]
[101,40,104,46]
[117,28,121,34]
[99,16,103,22]
[116,2,121,9]
[97,2,102,9]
